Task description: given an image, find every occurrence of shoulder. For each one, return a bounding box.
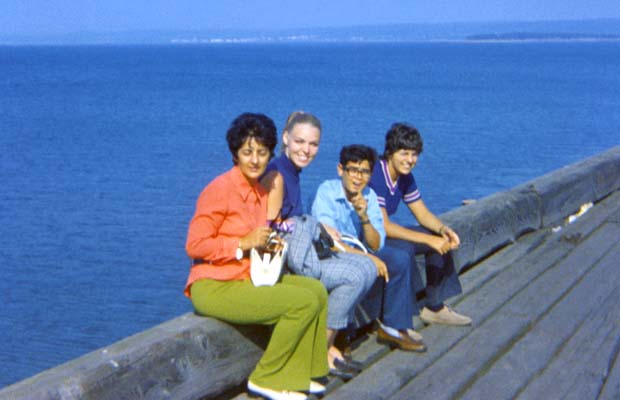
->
[369,160,386,184]
[196,170,233,206]
[369,175,388,198]
[364,186,380,201]
[316,179,341,197]
[319,179,340,189]
[260,169,283,192]
[266,154,293,175]
[264,157,281,174]
[204,169,233,191]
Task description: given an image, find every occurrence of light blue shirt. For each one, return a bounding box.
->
[311,179,386,251]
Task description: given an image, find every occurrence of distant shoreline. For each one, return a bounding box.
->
[465,32,620,42]
[1,18,619,46]
[4,36,620,46]
[3,38,620,46]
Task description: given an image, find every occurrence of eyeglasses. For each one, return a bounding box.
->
[344,166,371,178]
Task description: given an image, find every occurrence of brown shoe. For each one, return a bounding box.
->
[376,327,427,353]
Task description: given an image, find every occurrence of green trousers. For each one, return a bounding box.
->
[190,275,328,391]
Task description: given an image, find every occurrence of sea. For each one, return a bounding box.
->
[1,42,619,388]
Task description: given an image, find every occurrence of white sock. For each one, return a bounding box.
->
[379,322,400,338]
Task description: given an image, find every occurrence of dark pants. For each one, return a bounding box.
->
[358,226,463,330]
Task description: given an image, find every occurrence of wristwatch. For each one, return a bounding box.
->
[235,241,243,260]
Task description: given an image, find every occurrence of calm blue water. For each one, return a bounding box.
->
[1,42,619,388]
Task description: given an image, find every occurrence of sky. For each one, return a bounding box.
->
[1,0,620,37]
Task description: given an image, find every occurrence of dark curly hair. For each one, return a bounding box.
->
[383,123,423,159]
[226,113,278,164]
[339,144,378,171]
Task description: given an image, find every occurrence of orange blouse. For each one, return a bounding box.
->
[184,166,268,297]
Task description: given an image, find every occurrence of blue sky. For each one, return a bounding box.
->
[1,0,620,36]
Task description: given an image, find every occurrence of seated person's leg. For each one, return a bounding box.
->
[281,274,329,380]
[373,240,426,352]
[375,244,413,331]
[318,252,376,377]
[190,278,326,392]
[406,226,471,326]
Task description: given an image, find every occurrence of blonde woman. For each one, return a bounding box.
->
[260,112,386,380]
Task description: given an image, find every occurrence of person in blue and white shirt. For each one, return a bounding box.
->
[312,144,427,352]
[368,123,471,331]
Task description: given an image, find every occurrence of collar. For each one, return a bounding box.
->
[280,154,302,177]
[230,166,264,201]
[335,179,369,203]
[380,159,398,195]
[336,180,348,201]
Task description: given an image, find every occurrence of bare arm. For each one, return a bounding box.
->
[408,200,460,248]
[335,239,389,282]
[350,191,382,251]
[260,170,284,221]
[381,204,453,255]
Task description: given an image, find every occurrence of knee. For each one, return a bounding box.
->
[426,252,446,269]
[305,277,328,309]
[292,290,322,319]
[353,258,379,292]
[380,249,411,277]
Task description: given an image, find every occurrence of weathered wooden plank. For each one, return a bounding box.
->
[388,223,620,400]
[513,284,620,399]
[449,229,549,306]
[325,201,620,400]
[459,241,620,399]
[0,314,269,400]
[441,188,542,271]
[329,195,620,399]
[358,231,548,363]
[521,146,620,228]
[441,146,620,271]
[230,202,552,400]
[275,227,546,400]
[598,338,620,400]
[3,151,619,400]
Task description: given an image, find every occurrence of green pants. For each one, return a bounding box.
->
[190,275,328,391]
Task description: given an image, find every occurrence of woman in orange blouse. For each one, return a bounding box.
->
[185,113,328,400]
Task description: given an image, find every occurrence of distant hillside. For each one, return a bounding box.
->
[467,32,620,41]
[1,18,620,45]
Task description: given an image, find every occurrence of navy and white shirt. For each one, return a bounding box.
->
[368,158,421,216]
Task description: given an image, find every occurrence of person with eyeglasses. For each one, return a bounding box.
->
[311,144,427,352]
[260,112,383,381]
[368,123,471,332]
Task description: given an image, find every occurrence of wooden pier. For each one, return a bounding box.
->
[320,189,620,400]
[1,146,619,400]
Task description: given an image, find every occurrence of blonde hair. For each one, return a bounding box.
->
[281,110,322,153]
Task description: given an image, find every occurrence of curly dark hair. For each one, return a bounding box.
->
[226,113,278,163]
[339,144,378,170]
[383,123,423,159]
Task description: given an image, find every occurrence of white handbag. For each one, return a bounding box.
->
[250,241,288,287]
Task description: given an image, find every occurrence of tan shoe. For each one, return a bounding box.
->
[406,328,424,341]
[376,326,427,352]
[420,306,472,326]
